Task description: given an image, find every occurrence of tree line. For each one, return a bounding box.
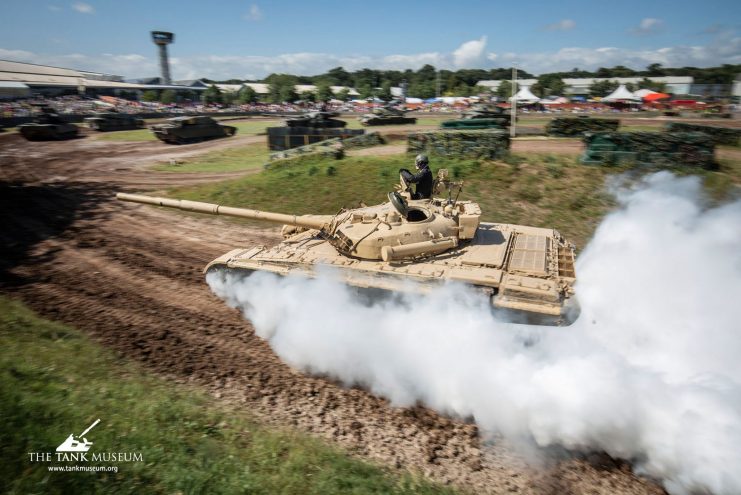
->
[144,63,739,104]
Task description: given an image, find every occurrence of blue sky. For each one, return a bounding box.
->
[1,0,739,80]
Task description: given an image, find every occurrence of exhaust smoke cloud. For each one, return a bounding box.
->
[207,172,741,495]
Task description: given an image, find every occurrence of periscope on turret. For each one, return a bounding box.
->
[116,170,578,325]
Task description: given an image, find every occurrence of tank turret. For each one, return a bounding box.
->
[116,170,578,324]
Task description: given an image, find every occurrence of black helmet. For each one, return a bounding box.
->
[415,154,429,168]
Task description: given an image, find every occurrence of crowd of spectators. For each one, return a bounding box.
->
[1,94,732,119]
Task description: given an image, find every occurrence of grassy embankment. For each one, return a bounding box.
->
[0,296,458,495]
[162,144,740,248]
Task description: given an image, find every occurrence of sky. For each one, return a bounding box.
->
[1,0,740,80]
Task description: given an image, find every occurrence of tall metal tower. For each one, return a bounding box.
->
[150,31,174,85]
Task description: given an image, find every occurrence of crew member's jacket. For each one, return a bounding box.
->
[400,166,432,199]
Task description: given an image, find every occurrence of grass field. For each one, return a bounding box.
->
[165,148,740,248]
[0,296,457,495]
[152,142,270,173]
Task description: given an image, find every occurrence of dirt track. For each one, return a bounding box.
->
[0,130,666,494]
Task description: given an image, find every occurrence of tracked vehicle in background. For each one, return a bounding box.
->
[151,116,237,144]
[84,112,145,131]
[282,110,347,129]
[359,102,416,126]
[19,107,79,140]
[117,171,578,324]
[441,104,511,130]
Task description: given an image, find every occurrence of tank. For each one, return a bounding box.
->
[359,102,417,126]
[84,112,145,131]
[117,171,578,325]
[440,104,511,130]
[460,103,507,120]
[18,107,79,140]
[283,110,347,129]
[150,116,237,144]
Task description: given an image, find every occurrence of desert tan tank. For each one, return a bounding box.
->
[116,171,578,325]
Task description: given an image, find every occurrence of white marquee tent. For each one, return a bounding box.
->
[510,86,540,104]
[602,84,641,102]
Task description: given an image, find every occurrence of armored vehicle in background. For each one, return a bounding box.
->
[18,107,79,140]
[283,110,347,129]
[460,103,507,120]
[441,104,511,130]
[84,112,145,131]
[117,170,578,324]
[359,102,416,126]
[151,116,237,144]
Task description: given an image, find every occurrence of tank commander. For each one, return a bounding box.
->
[400,154,433,200]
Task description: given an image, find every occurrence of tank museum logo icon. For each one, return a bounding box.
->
[56,418,100,453]
[27,418,143,472]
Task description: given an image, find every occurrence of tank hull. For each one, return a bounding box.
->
[19,123,79,140]
[84,116,145,132]
[359,116,417,126]
[204,221,578,325]
[152,124,236,144]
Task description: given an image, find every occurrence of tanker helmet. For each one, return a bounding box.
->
[415,154,429,169]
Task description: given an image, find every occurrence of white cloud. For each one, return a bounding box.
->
[631,17,663,35]
[452,36,487,67]
[1,32,739,80]
[544,19,576,31]
[244,4,263,21]
[72,2,94,14]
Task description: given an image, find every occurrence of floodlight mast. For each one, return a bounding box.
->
[151,31,174,85]
[510,66,517,138]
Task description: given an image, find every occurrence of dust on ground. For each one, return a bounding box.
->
[0,130,666,495]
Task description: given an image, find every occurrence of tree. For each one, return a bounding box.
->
[222,91,237,105]
[638,78,667,93]
[203,85,223,104]
[326,66,352,86]
[377,81,393,101]
[532,74,566,98]
[646,63,665,76]
[315,82,333,102]
[266,74,299,103]
[588,80,620,98]
[237,85,258,104]
[357,84,374,99]
[496,80,517,99]
[336,88,351,102]
[159,89,177,104]
[141,90,159,102]
[298,90,316,103]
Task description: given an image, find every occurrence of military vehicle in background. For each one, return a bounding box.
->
[282,110,347,129]
[461,103,508,120]
[117,170,578,324]
[150,116,237,144]
[18,107,79,140]
[267,109,362,151]
[84,112,145,132]
[359,101,416,126]
[441,103,511,130]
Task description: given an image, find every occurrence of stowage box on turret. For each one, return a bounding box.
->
[117,171,578,324]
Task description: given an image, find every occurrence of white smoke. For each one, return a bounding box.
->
[207,172,741,495]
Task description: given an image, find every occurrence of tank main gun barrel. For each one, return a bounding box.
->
[116,193,330,230]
